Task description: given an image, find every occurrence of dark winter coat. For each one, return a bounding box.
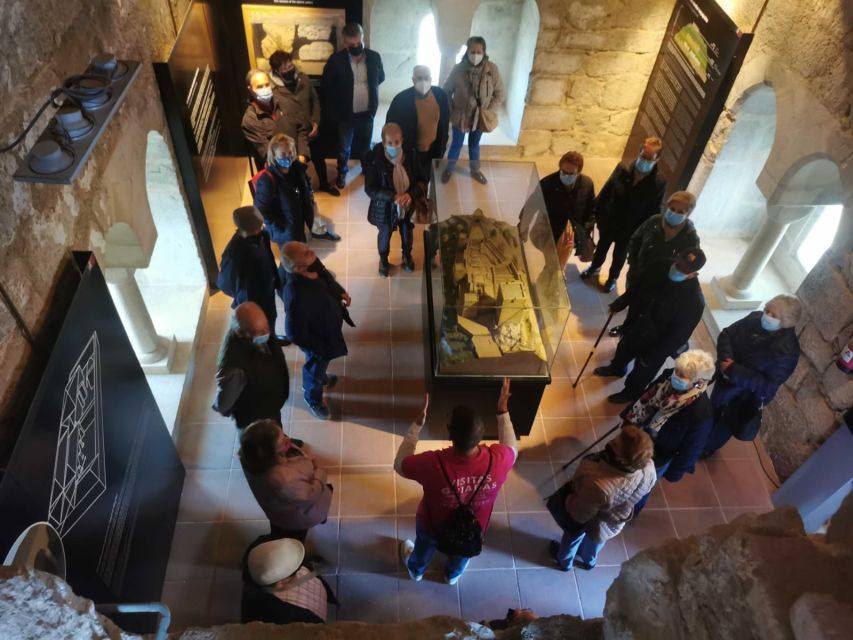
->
[242,99,310,169]
[539,171,596,242]
[712,311,800,407]
[595,161,666,242]
[271,70,321,128]
[612,265,705,364]
[363,144,422,228]
[284,268,349,360]
[625,369,713,482]
[321,48,385,122]
[626,214,701,289]
[217,230,280,317]
[253,162,315,246]
[385,86,450,161]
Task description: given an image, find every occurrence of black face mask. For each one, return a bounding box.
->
[348,43,364,56]
[307,258,323,273]
[282,69,296,81]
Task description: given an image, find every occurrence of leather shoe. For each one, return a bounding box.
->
[312,230,342,242]
[471,170,488,184]
[275,334,292,346]
[593,364,624,377]
[323,374,338,388]
[607,389,636,404]
[602,279,617,293]
[320,184,341,197]
[608,324,623,338]
[440,169,452,183]
[402,256,415,272]
[335,174,346,189]
[378,259,390,278]
[580,267,599,280]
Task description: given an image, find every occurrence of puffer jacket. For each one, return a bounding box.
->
[252,161,315,246]
[442,57,506,132]
[565,455,656,543]
[243,448,332,531]
[363,144,422,227]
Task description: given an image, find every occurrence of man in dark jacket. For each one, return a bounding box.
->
[364,123,423,276]
[242,69,309,170]
[269,50,339,197]
[595,247,706,404]
[282,242,353,420]
[702,295,801,456]
[217,206,281,335]
[213,302,289,429]
[539,150,596,251]
[321,22,385,189]
[582,136,667,292]
[385,65,450,184]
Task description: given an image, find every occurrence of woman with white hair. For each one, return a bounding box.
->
[621,349,716,516]
[702,295,802,457]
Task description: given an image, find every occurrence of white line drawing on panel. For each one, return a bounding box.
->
[48,332,107,538]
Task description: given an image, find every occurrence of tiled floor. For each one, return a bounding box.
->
[161,165,774,630]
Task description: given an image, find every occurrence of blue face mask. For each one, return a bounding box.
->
[385,144,399,159]
[669,264,688,282]
[275,156,293,169]
[252,333,270,346]
[664,208,687,226]
[670,372,691,392]
[760,313,781,332]
[559,171,577,186]
[636,156,656,173]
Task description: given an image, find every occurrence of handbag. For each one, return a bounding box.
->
[720,393,764,441]
[413,182,430,225]
[545,480,585,535]
[574,225,596,263]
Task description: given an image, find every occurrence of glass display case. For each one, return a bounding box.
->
[421,159,572,436]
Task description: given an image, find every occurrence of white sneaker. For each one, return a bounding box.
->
[399,540,422,582]
[443,572,460,586]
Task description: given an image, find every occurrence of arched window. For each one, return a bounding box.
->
[416,13,441,82]
[795,204,843,272]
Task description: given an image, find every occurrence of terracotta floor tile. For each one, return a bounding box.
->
[395,474,424,516]
[705,458,774,509]
[213,519,269,582]
[543,417,596,464]
[717,437,760,460]
[390,276,423,308]
[176,422,237,470]
[579,375,627,418]
[391,306,426,343]
[458,569,520,623]
[575,565,620,619]
[517,417,550,463]
[468,511,515,570]
[517,568,582,617]
[660,464,721,508]
[341,394,396,422]
[289,420,342,469]
[338,467,396,517]
[341,420,396,466]
[346,304,392,343]
[539,377,589,419]
[161,580,212,632]
[508,512,563,569]
[338,517,398,573]
[398,572,461,621]
[622,509,677,558]
[336,573,399,623]
[723,506,772,523]
[669,508,727,539]
[206,578,242,626]
[305,517,340,574]
[177,469,230,523]
[504,462,558,513]
[223,469,268,522]
[165,522,219,582]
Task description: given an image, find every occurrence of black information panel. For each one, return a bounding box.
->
[0,254,184,623]
[624,0,752,192]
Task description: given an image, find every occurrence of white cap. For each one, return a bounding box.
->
[247,538,305,585]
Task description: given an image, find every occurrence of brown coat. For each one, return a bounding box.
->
[243,448,332,531]
[442,57,506,133]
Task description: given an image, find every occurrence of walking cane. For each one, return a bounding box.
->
[560,422,622,471]
[572,312,614,388]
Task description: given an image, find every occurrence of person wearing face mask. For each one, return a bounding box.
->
[281,241,354,420]
[269,50,339,198]
[582,136,667,293]
[539,151,597,254]
[441,36,506,185]
[242,69,310,171]
[702,295,802,457]
[321,22,385,190]
[217,206,282,339]
[595,247,706,404]
[363,123,423,277]
[619,349,715,517]
[213,302,290,430]
[385,65,450,184]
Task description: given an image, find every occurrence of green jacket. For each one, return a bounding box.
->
[626,214,701,289]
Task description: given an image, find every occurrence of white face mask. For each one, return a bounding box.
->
[468,52,484,66]
[255,86,273,102]
[414,80,431,95]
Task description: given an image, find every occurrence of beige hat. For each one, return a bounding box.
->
[247,538,305,585]
[667,190,697,210]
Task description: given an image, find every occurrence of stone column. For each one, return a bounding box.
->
[104,267,170,365]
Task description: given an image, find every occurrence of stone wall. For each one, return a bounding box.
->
[0,0,189,460]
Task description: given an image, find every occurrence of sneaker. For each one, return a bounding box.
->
[306,400,331,420]
[440,169,452,184]
[602,278,617,293]
[378,259,390,278]
[312,230,342,242]
[471,170,488,185]
[443,572,460,586]
[335,174,346,189]
[399,540,422,581]
[575,557,595,571]
[579,267,599,280]
[402,256,415,272]
[320,184,341,197]
[593,364,624,377]
[323,374,338,388]
[607,389,636,404]
[548,540,572,572]
[274,334,292,346]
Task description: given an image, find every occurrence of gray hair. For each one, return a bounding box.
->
[246,68,268,86]
[266,133,296,167]
[674,349,716,382]
[766,294,803,329]
[280,241,303,273]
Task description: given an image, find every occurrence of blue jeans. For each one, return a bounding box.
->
[556,529,606,570]
[301,349,330,406]
[632,459,671,517]
[377,219,414,259]
[446,126,483,172]
[336,113,374,174]
[407,518,470,580]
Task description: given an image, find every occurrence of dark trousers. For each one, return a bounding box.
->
[377,219,414,259]
[703,386,739,454]
[590,227,629,281]
[301,349,330,405]
[269,525,308,542]
[611,339,668,398]
[308,136,330,187]
[412,149,434,184]
[336,113,373,174]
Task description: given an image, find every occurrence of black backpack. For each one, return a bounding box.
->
[433,447,493,558]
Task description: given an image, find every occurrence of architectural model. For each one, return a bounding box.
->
[48,333,107,538]
[438,210,546,366]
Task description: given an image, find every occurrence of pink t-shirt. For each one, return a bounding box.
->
[400,443,516,536]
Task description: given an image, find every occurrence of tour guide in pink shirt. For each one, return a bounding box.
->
[394,379,518,584]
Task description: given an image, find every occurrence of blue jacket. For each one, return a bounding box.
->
[321,48,385,122]
[217,230,280,317]
[284,266,349,360]
[712,311,799,406]
[253,162,315,246]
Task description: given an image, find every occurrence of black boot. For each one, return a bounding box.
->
[378,258,390,278]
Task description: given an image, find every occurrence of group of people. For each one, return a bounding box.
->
[203,23,804,627]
